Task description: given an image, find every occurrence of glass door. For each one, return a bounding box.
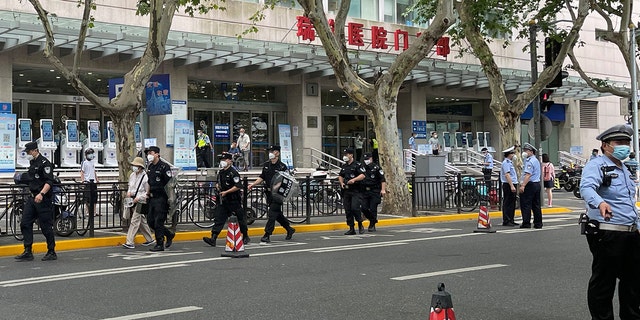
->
[322,116,338,158]
[250,112,269,166]
[213,111,231,157]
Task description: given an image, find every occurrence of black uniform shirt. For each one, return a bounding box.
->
[28,154,55,195]
[259,160,288,187]
[362,163,385,187]
[339,160,366,190]
[147,159,172,198]
[218,166,243,193]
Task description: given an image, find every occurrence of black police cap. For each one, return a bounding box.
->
[219,153,233,160]
[266,145,281,151]
[23,141,38,152]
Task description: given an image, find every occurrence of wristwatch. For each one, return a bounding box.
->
[39,192,45,196]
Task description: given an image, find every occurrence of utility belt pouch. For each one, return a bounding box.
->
[579,213,599,235]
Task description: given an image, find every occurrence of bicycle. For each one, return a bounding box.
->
[168,181,217,229]
[53,182,89,237]
[0,186,27,241]
[298,166,343,215]
[245,186,307,225]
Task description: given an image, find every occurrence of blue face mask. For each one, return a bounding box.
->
[611,145,631,161]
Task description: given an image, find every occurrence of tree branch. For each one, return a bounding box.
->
[590,0,614,31]
[74,0,94,75]
[568,49,630,97]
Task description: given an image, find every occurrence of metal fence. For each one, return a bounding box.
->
[410,173,502,214]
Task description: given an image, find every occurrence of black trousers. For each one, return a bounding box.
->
[21,195,55,251]
[147,196,172,245]
[210,198,248,238]
[196,147,211,168]
[501,183,517,224]
[343,189,363,227]
[586,231,640,320]
[264,193,291,236]
[482,169,492,188]
[520,182,542,227]
[361,188,381,224]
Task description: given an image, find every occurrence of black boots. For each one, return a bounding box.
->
[358,222,365,234]
[285,228,296,240]
[15,248,33,261]
[203,233,218,247]
[165,232,175,248]
[149,244,164,252]
[41,251,57,261]
[344,228,356,235]
[368,223,376,232]
[260,234,271,243]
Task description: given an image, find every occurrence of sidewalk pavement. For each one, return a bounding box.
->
[1,190,586,257]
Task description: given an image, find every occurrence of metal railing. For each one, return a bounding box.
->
[558,151,587,167]
[305,147,345,171]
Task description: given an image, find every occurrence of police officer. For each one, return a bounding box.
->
[500,146,518,227]
[518,143,542,229]
[579,124,640,320]
[339,148,366,234]
[360,153,386,232]
[481,147,494,188]
[15,142,57,261]
[203,153,250,246]
[248,145,295,243]
[194,129,212,168]
[145,146,175,252]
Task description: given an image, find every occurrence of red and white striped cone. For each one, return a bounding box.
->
[221,216,249,258]
[473,201,496,233]
[428,283,457,320]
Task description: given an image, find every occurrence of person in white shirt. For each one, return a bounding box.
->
[80,148,99,216]
[122,157,155,249]
[236,128,251,171]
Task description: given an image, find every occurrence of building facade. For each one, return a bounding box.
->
[0,0,631,168]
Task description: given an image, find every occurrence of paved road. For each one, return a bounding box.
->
[0,213,592,320]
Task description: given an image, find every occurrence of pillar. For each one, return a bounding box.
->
[287,80,322,168]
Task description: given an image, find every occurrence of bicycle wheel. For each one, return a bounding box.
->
[247,188,268,219]
[75,202,89,236]
[459,187,479,212]
[245,208,257,225]
[315,187,340,215]
[10,201,24,241]
[54,216,76,237]
[188,198,215,228]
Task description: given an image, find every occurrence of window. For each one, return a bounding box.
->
[328,0,378,20]
[579,100,598,129]
[483,10,511,40]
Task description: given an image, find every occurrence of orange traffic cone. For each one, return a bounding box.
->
[473,201,496,233]
[429,283,457,320]
[221,216,249,258]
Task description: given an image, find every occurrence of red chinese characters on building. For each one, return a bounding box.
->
[371,26,388,49]
[296,16,316,41]
[436,37,450,57]
[394,29,409,51]
[348,22,365,46]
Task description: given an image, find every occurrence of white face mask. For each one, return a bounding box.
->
[219,160,228,168]
[268,152,276,160]
[26,154,34,161]
[87,154,95,160]
[364,159,372,165]
[132,166,139,173]
[147,154,155,162]
[342,156,349,162]
[521,152,529,159]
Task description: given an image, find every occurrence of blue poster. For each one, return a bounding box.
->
[134,122,141,143]
[0,102,11,114]
[41,120,54,142]
[214,124,230,139]
[0,113,16,172]
[173,120,197,170]
[145,74,171,116]
[88,121,100,143]
[19,119,32,142]
[67,120,79,143]
[278,124,294,169]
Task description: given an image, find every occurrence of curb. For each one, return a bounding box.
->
[0,207,573,257]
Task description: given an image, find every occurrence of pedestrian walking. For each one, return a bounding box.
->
[518,143,542,229]
[237,128,251,171]
[360,153,386,232]
[203,153,250,246]
[194,129,212,168]
[145,146,175,252]
[408,132,417,151]
[481,147,494,188]
[122,157,155,249]
[15,141,57,261]
[428,131,441,155]
[354,133,364,161]
[247,145,295,243]
[80,148,99,216]
[579,124,640,320]
[499,146,518,227]
[339,148,366,234]
[542,153,555,207]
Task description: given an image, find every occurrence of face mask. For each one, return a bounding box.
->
[433,135,438,139]
[87,154,95,160]
[26,154,34,161]
[147,154,155,162]
[268,152,276,160]
[342,156,349,162]
[364,159,372,165]
[521,152,529,159]
[611,145,631,161]
[219,160,228,168]
[132,166,139,172]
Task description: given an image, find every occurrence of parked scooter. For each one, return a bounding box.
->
[557,164,582,192]
[52,176,76,237]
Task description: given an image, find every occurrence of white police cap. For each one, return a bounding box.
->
[596,124,633,141]
[502,146,515,154]
[522,143,537,152]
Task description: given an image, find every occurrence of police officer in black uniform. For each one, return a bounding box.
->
[248,145,295,243]
[360,153,386,232]
[145,146,175,252]
[339,148,366,235]
[15,142,57,261]
[203,153,250,246]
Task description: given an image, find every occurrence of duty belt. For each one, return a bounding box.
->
[364,186,379,191]
[599,223,638,232]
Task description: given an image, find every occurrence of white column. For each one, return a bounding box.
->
[0,55,12,104]
[287,81,322,168]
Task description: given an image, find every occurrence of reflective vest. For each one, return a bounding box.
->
[372,138,378,149]
[197,135,208,148]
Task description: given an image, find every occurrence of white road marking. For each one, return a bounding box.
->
[100,306,203,320]
[391,264,509,281]
[107,251,203,260]
[320,234,394,240]
[390,227,461,234]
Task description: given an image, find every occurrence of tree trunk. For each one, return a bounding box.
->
[108,108,140,183]
[366,102,412,216]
